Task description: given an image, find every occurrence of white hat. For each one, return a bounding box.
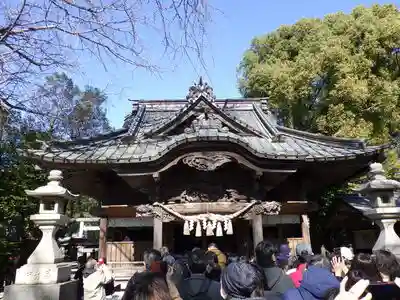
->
[340,247,354,261]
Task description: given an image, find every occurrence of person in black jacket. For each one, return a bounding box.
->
[169,255,191,285]
[74,256,87,300]
[221,262,282,300]
[254,241,294,294]
[177,249,222,300]
[121,249,162,300]
[205,251,221,282]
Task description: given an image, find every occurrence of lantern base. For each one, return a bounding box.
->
[4,279,78,300]
[15,263,72,285]
[363,207,400,258]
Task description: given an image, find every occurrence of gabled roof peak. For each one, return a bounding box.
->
[186,77,216,103]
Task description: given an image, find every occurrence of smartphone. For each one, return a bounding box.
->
[333,247,341,257]
[368,283,399,300]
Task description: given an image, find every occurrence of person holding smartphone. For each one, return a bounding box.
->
[83,258,113,300]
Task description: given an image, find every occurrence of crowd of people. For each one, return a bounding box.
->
[77,242,400,300]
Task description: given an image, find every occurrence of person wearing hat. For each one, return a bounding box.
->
[220,262,282,300]
[207,243,227,269]
[295,244,313,257]
[340,247,354,263]
[276,244,291,273]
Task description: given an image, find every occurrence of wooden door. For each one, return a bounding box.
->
[287,238,304,256]
[106,241,134,264]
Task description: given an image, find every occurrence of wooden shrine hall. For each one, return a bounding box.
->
[25,78,387,262]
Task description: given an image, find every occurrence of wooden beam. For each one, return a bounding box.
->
[91,201,317,218]
[165,202,251,214]
[91,206,137,218]
[115,151,297,176]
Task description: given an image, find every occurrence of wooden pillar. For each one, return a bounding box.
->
[99,217,108,259]
[153,217,163,250]
[301,214,311,245]
[252,214,264,250]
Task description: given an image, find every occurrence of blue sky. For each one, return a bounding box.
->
[73,0,393,128]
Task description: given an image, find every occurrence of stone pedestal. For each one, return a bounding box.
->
[15,263,72,285]
[4,280,78,300]
[364,207,400,257]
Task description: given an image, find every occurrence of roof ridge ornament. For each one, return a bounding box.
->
[186,77,216,103]
[184,112,229,134]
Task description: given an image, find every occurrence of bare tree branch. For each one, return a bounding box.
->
[0,0,212,115]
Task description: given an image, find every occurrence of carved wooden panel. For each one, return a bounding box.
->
[182,153,232,171]
[159,163,266,203]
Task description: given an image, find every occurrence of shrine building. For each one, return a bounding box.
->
[25,78,387,263]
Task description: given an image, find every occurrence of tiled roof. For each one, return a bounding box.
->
[25,79,388,164]
[343,193,400,213]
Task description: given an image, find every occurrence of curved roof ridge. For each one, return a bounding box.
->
[210,101,268,138]
[50,128,127,149]
[125,104,146,137]
[51,104,147,149]
[252,102,281,138]
[276,126,368,149]
[122,101,140,128]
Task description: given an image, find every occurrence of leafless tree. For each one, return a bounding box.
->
[0,0,211,114]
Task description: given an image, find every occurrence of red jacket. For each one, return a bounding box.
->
[289,263,307,287]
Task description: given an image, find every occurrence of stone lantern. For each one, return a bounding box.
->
[5,170,79,300]
[358,162,400,257]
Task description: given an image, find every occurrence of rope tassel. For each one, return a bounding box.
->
[195,221,202,237]
[216,221,223,237]
[226,219,233,235]
[150,202,262,238]
[183,220,190,235]
[206,222,214,236]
